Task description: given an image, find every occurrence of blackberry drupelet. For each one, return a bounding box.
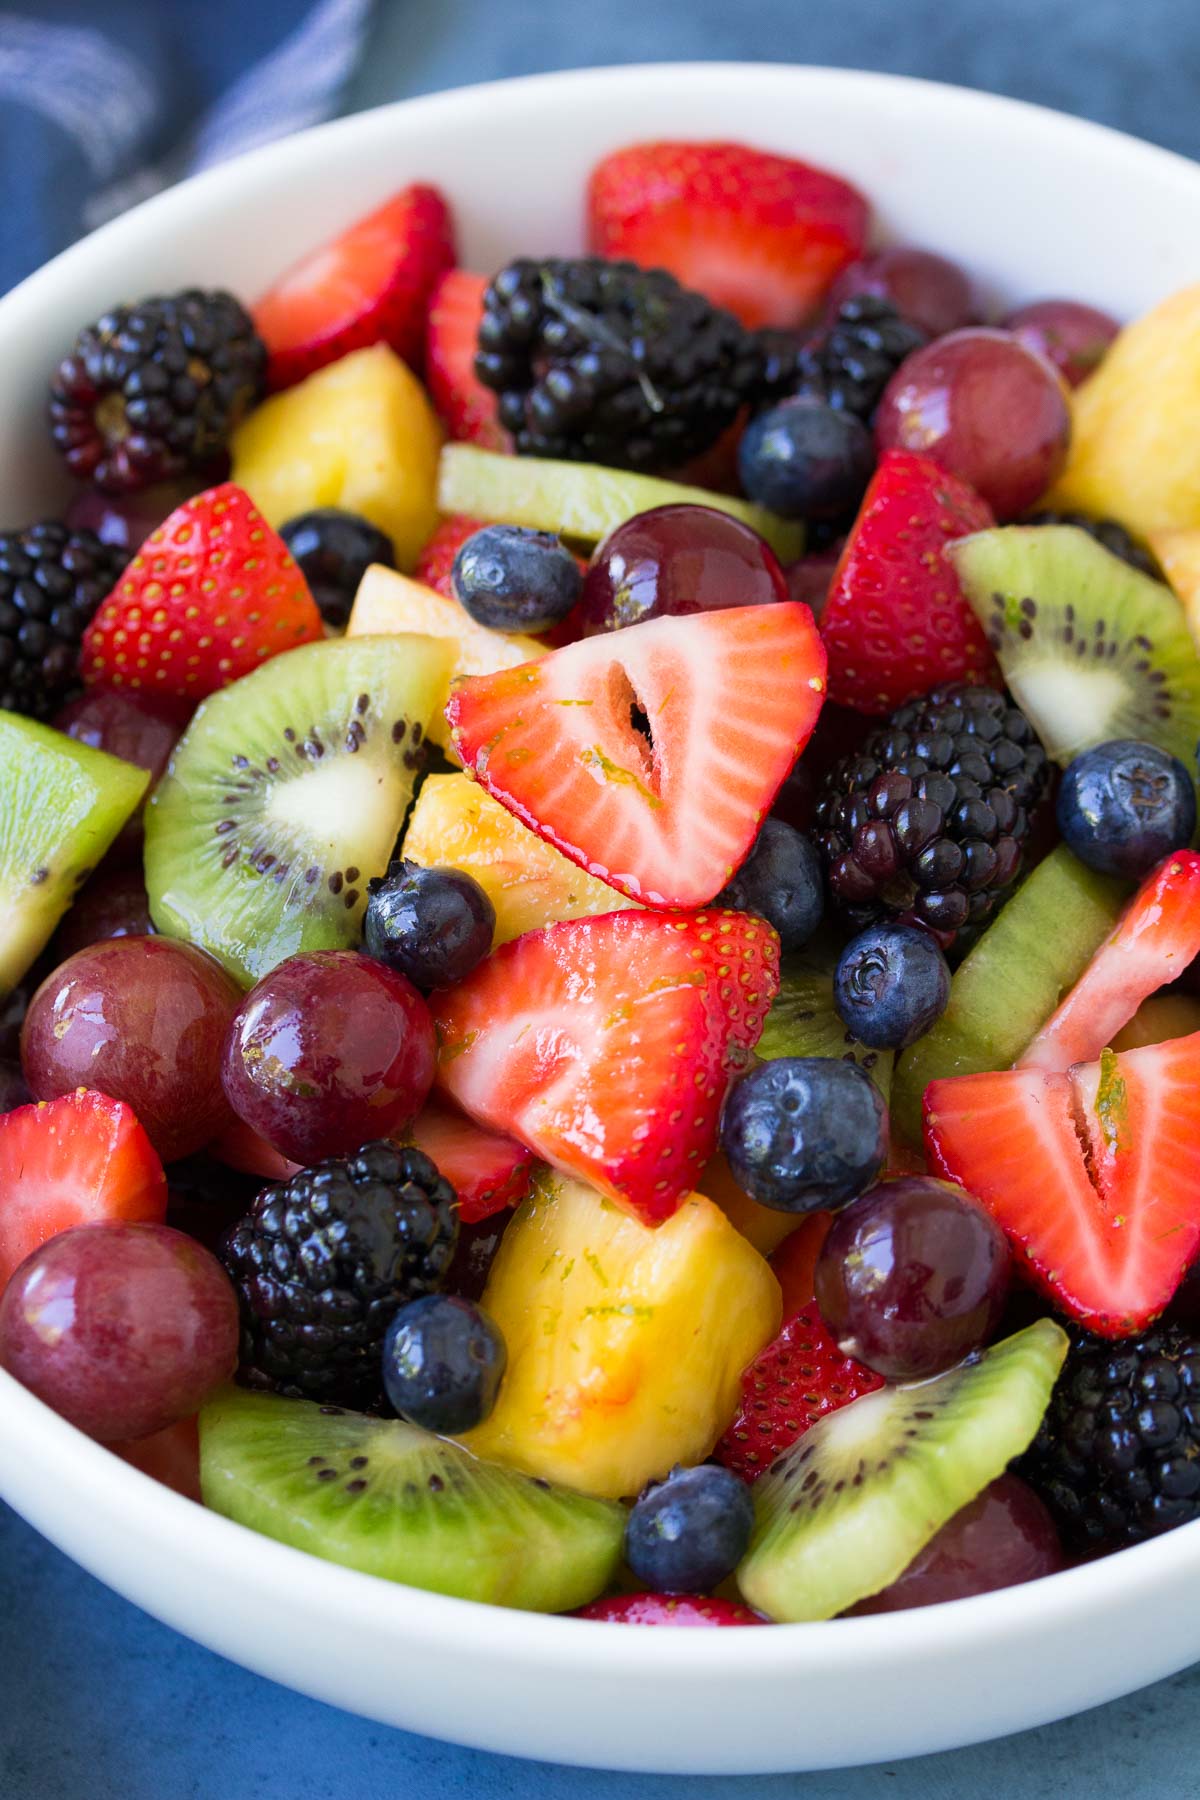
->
[754,295,926,421]
[1025,509,1161,580]
[48,289,266,493]
[1020,1323,1200,1551]
[815,683,1050,940]
[473,257,757,472]
[221,1141,459,1407]
[0,522,127,718]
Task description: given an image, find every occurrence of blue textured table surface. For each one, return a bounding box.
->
[5,1,1200,1795]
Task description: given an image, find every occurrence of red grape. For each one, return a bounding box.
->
[875,328,1071,519]
[65,481,195,554]
[827,246,977,339]
[54,688,180,862]
[785,542,843,621]
[1001,299,1119,389]
[814,1176,1011,1379]
[50,867,154,961]
[21,937,241,1163]
[0,1221,238,1439]
[221,950,436,1165]
[848,1475,1062,1612]
[577,505,788,636]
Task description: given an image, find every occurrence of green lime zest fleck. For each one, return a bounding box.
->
[579,745,661,809]
[1095,1047,1130,1154]
[583,1249,608,1287]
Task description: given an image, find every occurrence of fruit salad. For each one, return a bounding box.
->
[4,136,1200,1630]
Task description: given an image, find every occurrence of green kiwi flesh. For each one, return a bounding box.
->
[950,525,1200,768]
[890,847,1125,1143]
[199,1386,624,1612]
[0,711,149,995]
[756,934,894,1103]
[737,1320,1067,1623]
[145,634,453,986]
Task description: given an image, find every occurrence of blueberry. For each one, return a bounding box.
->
[452,524,581,632]
[1056,739,1196,880]
[833,923,951,1050]
[624,1464,754,1594]
[737,396,874,522]
[363,860,495,989]
[382,1293,507,1434]
[715,818,824,952]
[720,1056,888,1213]
[279,508,395,628]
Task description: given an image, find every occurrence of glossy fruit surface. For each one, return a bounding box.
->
[22,936,241,1164]
[827,246,976,339]
[452,524,582,634]
[577,505,788,636]
[221,950,436,1165]
[720,1057,887,1214]
[875,328,1071,519]
[0,1221,237,1439]
[1002,299,1119,388]
[1056,740,1196,880]
[814,1176,1012,1379]
[279,507,396,629]
[737,398,874,522]
[833,924,951,1050]
[848,1474,1061,1612]
[364,860,496,991]
[624,1463,755,1594]
[714,818,823,952]
[382,1293,507,1434]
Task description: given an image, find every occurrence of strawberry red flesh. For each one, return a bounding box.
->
[819,450,999,715]
[425,270,507,450]
[573,1593,765,1626]
[413,513,488,599]
[447,602,826,910]
[432,908,780,1225]
[407,1096,536,1224]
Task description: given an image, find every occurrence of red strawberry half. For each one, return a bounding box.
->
[769,1212,834,1317]
[925,1032,1200,1334]
[0,1090,167,1291]
[82,483,323,714]
[253,185,455,390]
[432,908,780,1225]
[714,1299,883,1482]
[413,513,487,599]
[819,451,999,715]
[574,1594,765,1626]
[407,1096,535,1224]
[1020,851,1200,1072]
[587,140,868,328]
[425,270,507,450]
[447,602,826,909]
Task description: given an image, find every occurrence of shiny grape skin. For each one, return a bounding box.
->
[54,688,180,862]
[847,1475,1062,1613]
[220,950,437,1166]
[50,866,154,962]
[0,1221,238,1440]
[874,327,1071,519]
[577,504,788,636]
[64,481,195,554]
[1001,298,1120,389]
[814,1176,1012,1380]
[21,936,241,1164]
[827,246,978,339]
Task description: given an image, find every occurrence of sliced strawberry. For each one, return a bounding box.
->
[714,1299,883,1482]
[587,141,868,328]
[425,270,507,450]
[769,1212,833,1317]
[413,513,487,599]
[447,602,826,909]
[407,1096,535,1224]
[432,909,780,1225]
[82,484,323,713]
[819,451,999,715]
[1020,852,1200,1072]
[573,1594,765,1626]
[925,1033,1200,1334]
[253,185,455,390]
[0,1090,167,1291]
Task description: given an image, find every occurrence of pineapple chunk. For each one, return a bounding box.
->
[461,1174,781,1499]
[1150,526,1200,650]
[700,1153,799,1256]
[232,344,442,567]
[347,566,544,753]
[402,772,636,945]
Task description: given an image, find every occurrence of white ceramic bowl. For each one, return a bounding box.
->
[2,64,1200,1777]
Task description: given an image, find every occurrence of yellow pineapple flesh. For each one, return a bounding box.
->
[699,1152,800,1256]
[461,1174,781,1500]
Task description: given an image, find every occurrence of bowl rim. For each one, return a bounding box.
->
[4,56,1200,1688]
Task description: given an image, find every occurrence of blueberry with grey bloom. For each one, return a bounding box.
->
[382,1293,507,1434]
[833,923,951,1050]
[720,1056,888,1214]
[1056,739,1196,881]
[624,1463,755,1594]
[452,523,581,633]
[715,818,824,953]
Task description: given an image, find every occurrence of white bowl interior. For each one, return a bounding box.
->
[2,63,1200,1776]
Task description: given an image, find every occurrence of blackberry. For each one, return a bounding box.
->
[49,289,266,493]
[815,683,1050,940]
[474,257,757,472]
[754,295,926,421]
[1020,1323,1200,1551]
[221,1141,459,1406]
[0,521,127,719]
[1025,509,1161,580]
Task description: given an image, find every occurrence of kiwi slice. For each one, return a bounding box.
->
[145,634,453,986]
[199,1386,624,1612]
[737,1319,1067,1622]
[0,711,149,995]
[950,525,1200,768]
[891,847,1124,1143]
[757,935,893,1104]
[438,443,806,563]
